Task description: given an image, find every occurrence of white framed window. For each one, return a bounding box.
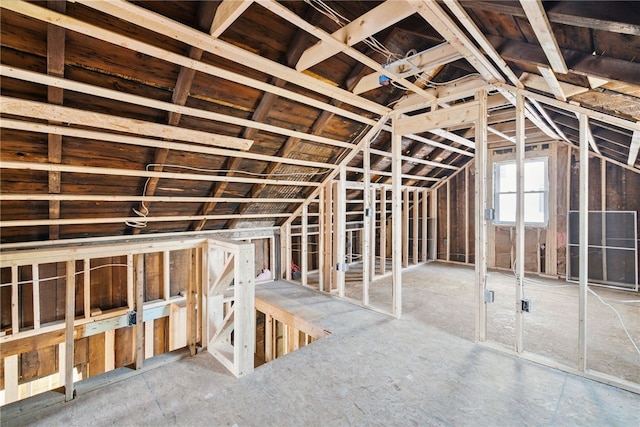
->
[493,157,548,226]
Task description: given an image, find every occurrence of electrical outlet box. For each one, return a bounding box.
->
[521,299,531,313]
[364,207,373,217]
[484,290,494,303]
[484,208,495,221]
[335,263,349,272]
[128,310,137,326]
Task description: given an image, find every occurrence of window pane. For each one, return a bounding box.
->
[497,193,516,223]
[524,192,545,224]
[497,162,516,192]
[524,159,546,192]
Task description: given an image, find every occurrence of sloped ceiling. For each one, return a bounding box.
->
[1,0,639,244]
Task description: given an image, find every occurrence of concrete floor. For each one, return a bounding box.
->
[336,261,640,385]
[3,269,638,426]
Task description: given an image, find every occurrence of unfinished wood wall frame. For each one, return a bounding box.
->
[205,238,255,378]
[0,237,206,405]
[280,170,432,316]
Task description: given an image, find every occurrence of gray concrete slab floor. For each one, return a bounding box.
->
[2,277,638,426]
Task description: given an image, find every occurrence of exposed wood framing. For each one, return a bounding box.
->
[296,0,416,71]
[392,114,403,318]
[519,0,569,73]
[515,92,525,354]
[629,130,640,166]
[65,260,75,401]
[474,90,488,342]
[46,0,66,240]
[578,113,589,371]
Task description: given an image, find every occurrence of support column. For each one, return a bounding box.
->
[363,143,371,305]
[578,113,589,371]
[515,92,525,353]
[474,90,489,342]
[430,188,438,261]
[422,189,428,263]
[392,115,403,318]
[134,254,145,368]
[301,205,308,287]
[413,188,419,265]
[380,188,387,275]
[321,184,332,292]
[402,188,409,268]
[65,260,75,401]
[335,166,347,297]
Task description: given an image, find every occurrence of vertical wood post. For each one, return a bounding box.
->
[187,249,197,356]
[474,89,488,342]
[127,253,134,311]
[402,188,409,268]
[430,188,438,261]
[163,251,171,301]
[380,188,387,275]
[578,113,589,371]
[413,188,419,265]
[363,142,371,304]
[134,254,145,368]
[32,264,41,329]
[422,189,428,263]
[335,166,347,297]
[515,92,525,354]
[65,260,75,401]
[83,259,90,319]
[301,205,308,287]
[392,115,403,318]
[11,265,19,335]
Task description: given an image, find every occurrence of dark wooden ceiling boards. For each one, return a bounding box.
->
[1,0,639,244]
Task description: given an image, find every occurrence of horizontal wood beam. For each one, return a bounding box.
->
[1,213,291,228]
[255,297,329,340]
[460,0,640,36]
[353,43,462,94]
[67,0,387,116]
[1,96,253,151]
[0,194,305,203]
[520,0,568,73]
[489,35,640,86]
[210,0,253,38]
[369,148,459,170]
[296,0,417,71]
[394,101,479,135]
[0,161,321,187]
[0,68,357,149]
[1,118,332,170]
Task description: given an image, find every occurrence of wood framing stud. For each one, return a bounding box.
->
[520,0,569,73]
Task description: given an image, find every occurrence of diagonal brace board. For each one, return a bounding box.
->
[296,0,417,71]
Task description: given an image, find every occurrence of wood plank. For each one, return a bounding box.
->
[296,0,417,71]
[4,354,19,404]
[11,265,19,334]
[134,254,144,369]
[1,96,253,151]
[392,115,403,318]
[520,0,568,73]
[210,0,252,38]
[144,321,154,359]
[187,249,197,356]
[413,0,500,82]
[65,260,74,401]
[0,118,333,170]
[474,90,488,342]
[380,188,386,275]
[83,259,90,319]
[46,0,65,241]
[32,264,40,329]
[0,160,320,188]
[394,102,479,136]
[255,298,327,340]
[628,130,640,166]
[70,0,387,115]
[353,43,462,94]
[0,66,354,148]
[88,333,105,377]
[413,189,419,265]
[442,0,522,86]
